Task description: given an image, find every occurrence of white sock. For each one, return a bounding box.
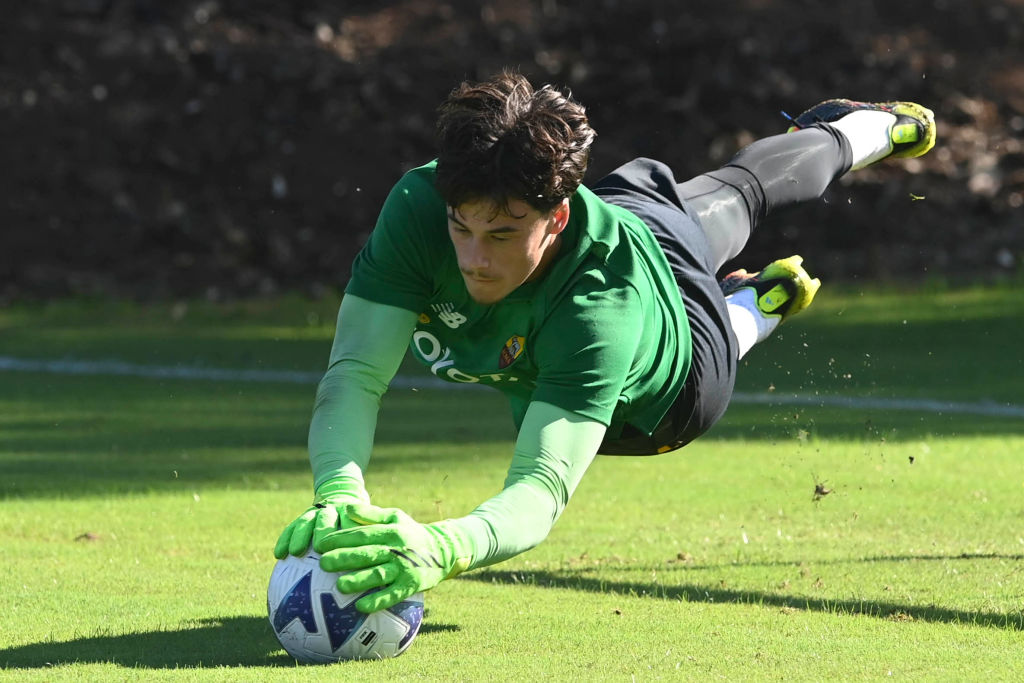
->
[828,109,897,170]
[726,288,781,359]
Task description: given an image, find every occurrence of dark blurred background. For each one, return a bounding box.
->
[3,0,1022,302]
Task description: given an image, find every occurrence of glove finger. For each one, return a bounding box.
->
[335,562,400,594]
[345,503,410,526]
[311,506,340,552]
[354,574,418,613]
[318,525,403,551]
[319,545,394,572]
[273,521,295,559]
[281,507,320,556]
[287,515,316,557]
[315,505,340,533]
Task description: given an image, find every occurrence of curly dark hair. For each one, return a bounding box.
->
[434,69,597,215]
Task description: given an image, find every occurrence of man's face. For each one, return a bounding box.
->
[447,197,569,305]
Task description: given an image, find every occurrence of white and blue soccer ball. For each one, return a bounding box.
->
[267,550,424,662]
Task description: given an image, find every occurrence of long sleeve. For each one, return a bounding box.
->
[448,400,608,569]
[307,294,418,491]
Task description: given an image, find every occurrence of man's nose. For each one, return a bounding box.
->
[463,237,491,270]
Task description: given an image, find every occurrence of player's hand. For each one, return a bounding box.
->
[273,479,370,559]
[317,503,472,613]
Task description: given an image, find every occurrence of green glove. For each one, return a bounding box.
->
[317,503,473,613]
[273,479,369,559]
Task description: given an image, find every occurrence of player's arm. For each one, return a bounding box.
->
[316,277,640,610]
[455,281,645,568]
[317,400,607,611]
[457,400,606,566]
[274,294,418,558]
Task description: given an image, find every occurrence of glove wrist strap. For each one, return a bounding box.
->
[313,477,369,505]
[428,519,475,578]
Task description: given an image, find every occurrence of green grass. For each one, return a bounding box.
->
[1,285,1023,680]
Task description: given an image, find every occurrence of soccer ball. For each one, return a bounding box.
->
[267,550,424,662]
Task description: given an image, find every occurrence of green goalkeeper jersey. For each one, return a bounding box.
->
[345,161,692,438]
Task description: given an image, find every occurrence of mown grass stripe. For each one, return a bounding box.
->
[2,355,1022,418]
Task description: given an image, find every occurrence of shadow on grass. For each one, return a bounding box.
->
[687,552,1024,572]
[466,563,1024,631]
[0,616,458,670]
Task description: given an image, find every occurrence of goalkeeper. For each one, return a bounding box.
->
[275,69,936,612]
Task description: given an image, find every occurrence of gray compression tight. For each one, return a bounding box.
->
[679,124,853,270]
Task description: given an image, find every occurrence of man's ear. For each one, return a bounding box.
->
[550,198,570,234]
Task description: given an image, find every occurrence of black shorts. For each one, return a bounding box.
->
[592,158,738,455]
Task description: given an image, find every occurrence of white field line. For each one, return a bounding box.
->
[2,355,1023,419]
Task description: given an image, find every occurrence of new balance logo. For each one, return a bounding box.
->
[431,302,467,329]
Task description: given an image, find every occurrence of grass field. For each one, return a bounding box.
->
[1,285,1022,681]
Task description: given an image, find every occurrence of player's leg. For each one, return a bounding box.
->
[587,100,936,451]
[720,255,820,358]
[681,100,936,270]
[683,100,936,357]
[678,126,849,272]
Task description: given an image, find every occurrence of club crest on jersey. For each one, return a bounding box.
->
[499,335,525,369]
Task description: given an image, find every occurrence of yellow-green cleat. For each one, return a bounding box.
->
[786,99,936,161]
[720,255,821,322]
